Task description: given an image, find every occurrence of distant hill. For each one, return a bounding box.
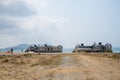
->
[0,44,30,52]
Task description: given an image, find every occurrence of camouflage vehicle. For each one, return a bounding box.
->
[73,42,112,53]
[25,44,63,53]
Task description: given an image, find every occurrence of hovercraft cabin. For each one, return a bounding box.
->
[25,44,63,53]
[73,42,112,53]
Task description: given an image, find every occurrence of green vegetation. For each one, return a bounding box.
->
[111,54,120,59]
[82,53,120,59]
[105,49,113,53]
[31,55,62,67]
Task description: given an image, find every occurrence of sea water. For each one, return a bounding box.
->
[112,47,120,53]
[1,47,120,53]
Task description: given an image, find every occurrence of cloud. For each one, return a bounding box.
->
[0,15,70,47]
[20,16,70,44]
[0,0,52,35]
[0,19,15,30]
[0,0,15,6]
[0,0,70,48]
[0,0,47,17]
[0,1,34,17]
[25,0,47,10]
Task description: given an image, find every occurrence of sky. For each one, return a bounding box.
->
[0,0,120,48]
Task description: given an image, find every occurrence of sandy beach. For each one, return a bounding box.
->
[0,52,120,80]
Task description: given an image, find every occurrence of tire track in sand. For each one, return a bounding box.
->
[42,54,120,80]
[51,55,91,80]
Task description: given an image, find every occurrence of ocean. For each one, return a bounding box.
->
[1,47,120,53]
[112,47,120,53]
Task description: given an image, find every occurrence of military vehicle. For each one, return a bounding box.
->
[73,42,112,53]
[25,44,63,53]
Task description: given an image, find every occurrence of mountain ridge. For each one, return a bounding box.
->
[0,44,30,52]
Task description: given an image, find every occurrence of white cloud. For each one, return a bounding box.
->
[25,0,47,8]
[0,15,70,48]
[0,0,47,17]
[0,0,47,7]
[16,16,69,32]
[0,0,16,6]
[23,0,47,13]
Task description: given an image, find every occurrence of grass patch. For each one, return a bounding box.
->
[31,55,62,67]
[31,63,40,67]
[81,53,120,59]
[1,58,9,63]
[111,54,120,59]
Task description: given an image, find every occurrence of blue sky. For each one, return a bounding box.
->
[0,0,120,48]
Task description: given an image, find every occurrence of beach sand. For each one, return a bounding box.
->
[0,52,120,80]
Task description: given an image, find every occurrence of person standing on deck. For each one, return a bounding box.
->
[21,49,23,53]
[10,48,13,54]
